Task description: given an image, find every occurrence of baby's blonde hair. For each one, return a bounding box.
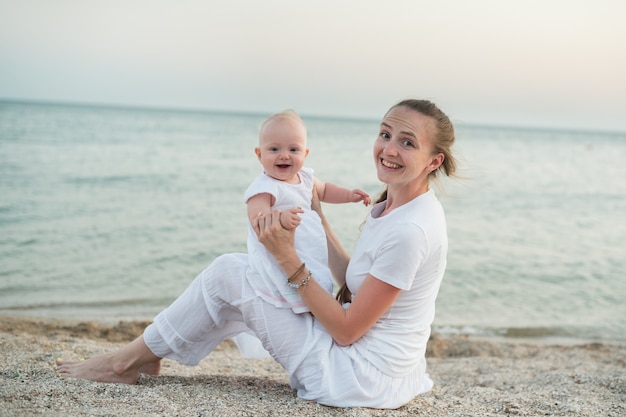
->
[259,110,307,141]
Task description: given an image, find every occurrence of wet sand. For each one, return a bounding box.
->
[1,314,624,416]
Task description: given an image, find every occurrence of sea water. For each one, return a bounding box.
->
[1,101,624,344]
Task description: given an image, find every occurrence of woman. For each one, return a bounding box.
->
[56,99,457,409]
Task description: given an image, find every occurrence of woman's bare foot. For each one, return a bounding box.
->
[55,335,162,384]
[56,354,143,384]
[138,360,161,376]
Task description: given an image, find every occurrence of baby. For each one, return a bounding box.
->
[245,110,370,313]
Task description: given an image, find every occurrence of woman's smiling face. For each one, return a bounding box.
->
[374,105,440,191]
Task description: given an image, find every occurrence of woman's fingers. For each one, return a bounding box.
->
[253,212,261,232]
[254,210,280,239]
[270,210,283,231]
[255,209,297,256]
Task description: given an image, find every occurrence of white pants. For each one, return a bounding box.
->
[144,253,317,373]
[143,253,431,409]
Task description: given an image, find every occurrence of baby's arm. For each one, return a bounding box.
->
[247,193,273,226]
[314,178,371,206]
[247,193,303,230]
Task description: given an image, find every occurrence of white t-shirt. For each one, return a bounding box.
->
[346,189,448,377]
[244,167,334,313]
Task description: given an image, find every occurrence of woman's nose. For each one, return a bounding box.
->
[383,140,398,155]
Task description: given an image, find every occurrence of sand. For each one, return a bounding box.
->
[1,314,624,417]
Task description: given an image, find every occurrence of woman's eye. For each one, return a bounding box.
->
[380,132,390,139]
[402,139,415,147]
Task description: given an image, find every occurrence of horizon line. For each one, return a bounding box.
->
[1,97,624,137]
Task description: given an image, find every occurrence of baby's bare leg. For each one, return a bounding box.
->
[55,335,161,384]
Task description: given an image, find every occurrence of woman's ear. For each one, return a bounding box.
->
[430,153,444,172]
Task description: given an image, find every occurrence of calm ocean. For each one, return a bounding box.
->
[1,101,625,344]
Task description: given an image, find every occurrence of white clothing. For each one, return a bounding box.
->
[244,167,334,313]
[143,189,448,409]
[347,189,447,377]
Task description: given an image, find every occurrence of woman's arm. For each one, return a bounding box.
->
[254,211,401,346]
[310,184,351,286]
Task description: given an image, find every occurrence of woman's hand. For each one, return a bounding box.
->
[254,210,297,264]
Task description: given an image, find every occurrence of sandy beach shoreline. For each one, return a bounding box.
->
[1,314,624,417]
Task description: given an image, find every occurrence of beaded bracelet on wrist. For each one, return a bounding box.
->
[287,270,312,289]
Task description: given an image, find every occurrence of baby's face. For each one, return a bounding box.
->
[255,119,308,183]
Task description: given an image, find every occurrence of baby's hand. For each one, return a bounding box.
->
[279,207,304,229]
[351,189,371,206]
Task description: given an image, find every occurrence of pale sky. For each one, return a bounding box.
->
[1,0,625,132]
